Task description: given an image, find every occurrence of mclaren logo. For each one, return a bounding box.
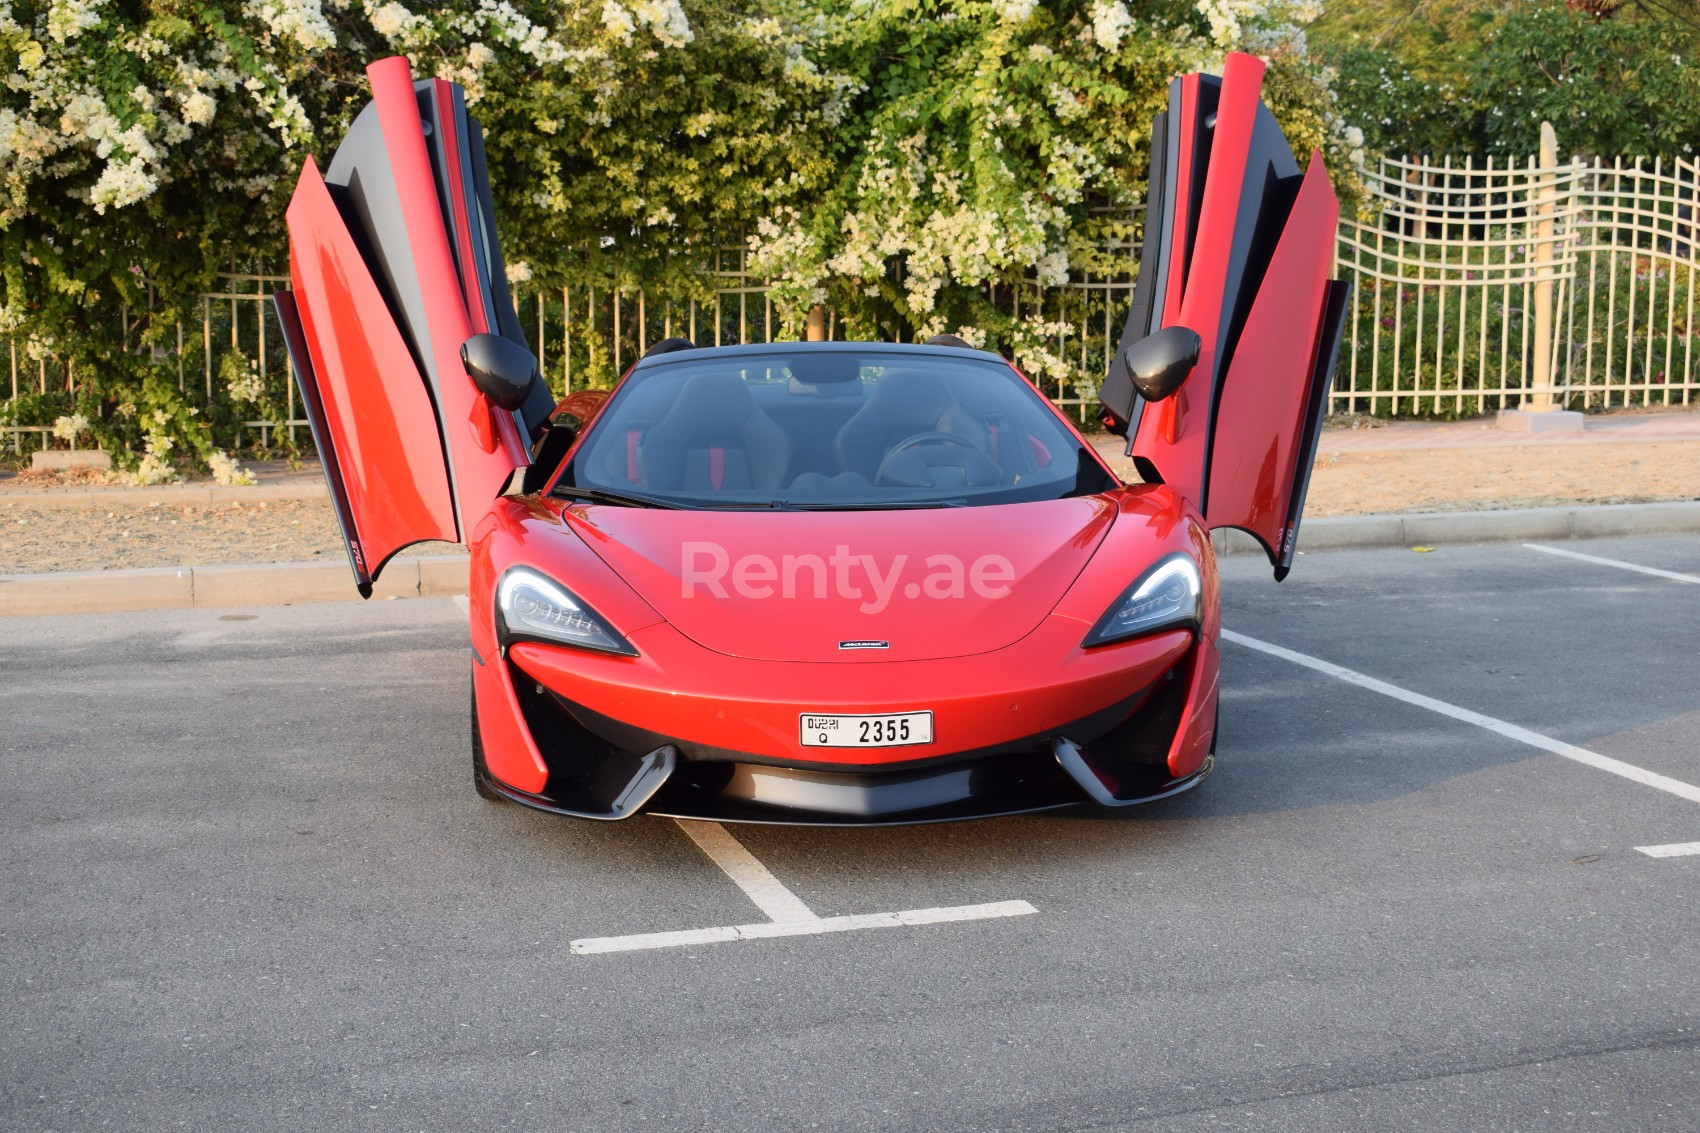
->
[838,640,890,651]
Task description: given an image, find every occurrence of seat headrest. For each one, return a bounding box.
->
[658,371,761,438]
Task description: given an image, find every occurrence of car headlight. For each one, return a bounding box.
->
[496,566,638,656]
[1083,554,1201,647]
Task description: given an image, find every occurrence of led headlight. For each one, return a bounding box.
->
[1083,553,1201,647]
[496,566,638,656]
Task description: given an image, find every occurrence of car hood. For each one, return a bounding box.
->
[565,497,1116,662]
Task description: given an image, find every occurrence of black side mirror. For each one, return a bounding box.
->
[1123,325,1201,403]
[461,334,538,411]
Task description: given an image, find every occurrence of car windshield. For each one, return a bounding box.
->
[554,346,1115,510]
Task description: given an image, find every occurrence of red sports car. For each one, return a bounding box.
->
[275,54,1346,825]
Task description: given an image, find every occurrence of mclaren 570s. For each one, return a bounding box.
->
[275,53,1347,826]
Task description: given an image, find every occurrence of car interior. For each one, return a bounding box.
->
[565,350,1100,505]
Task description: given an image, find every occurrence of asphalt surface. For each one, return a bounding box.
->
[3,534,1698,1131]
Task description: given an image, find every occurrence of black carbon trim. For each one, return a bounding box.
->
[273,291,371,599]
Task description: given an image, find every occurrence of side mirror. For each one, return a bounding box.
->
[1123,325,1201,403]
[461,334,538,411]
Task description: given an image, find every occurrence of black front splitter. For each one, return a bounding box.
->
[483,753,1213,827]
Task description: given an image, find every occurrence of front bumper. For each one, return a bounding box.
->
[473,621,1220,825]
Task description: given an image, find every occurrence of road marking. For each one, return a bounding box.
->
[452,594,470,612]
[1523,543,1700,585]
[569,819,1037,955]
[673,819,819,923]
[571,901,1039,955]
[1221,629,1700,806]
[1636,841,1700,858]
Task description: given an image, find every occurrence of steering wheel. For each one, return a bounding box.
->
[873,431,987,488]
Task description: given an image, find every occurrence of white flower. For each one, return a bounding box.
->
[179,91,217,126]
[631,0,692,46]
[1090,0,1135,52]
[600,0,635,43]
[1036,248,1070,285]
[466,42,496,69]
[131,452,179,485]
[207,450,257,486]
[226,362,264,404]
[741,16,783,43]
[992,0,1035,23]
[51,413,90,441]
[46,0,104,43]
[368,1,425,41]
[504,260,533,284]
[1049,83,1085,121]
[89,156,156,213]
[246,0,337,50]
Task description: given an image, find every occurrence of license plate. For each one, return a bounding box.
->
[799,712,933,748]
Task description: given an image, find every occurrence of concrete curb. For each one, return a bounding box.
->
[3,501,1696,617]
[0,555,468,617]
[0,481,327,508]
[1212,500,1700,558]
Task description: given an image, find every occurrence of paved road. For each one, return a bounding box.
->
[3,535,1697,1131]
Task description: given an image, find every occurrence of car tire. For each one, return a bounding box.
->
[471,672,503,802]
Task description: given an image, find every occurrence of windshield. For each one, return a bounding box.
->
[555,347,1114,510]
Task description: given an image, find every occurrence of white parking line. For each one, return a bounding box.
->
[569,819,1037,955]
[571,901,1038,955]
[1222,629,1700,806]
[674,818,818,923]
[1523,544,1700,585]
[1635,842,1700,859]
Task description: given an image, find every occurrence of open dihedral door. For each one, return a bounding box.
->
[1099,53,1350,580]
[274,57,556,596]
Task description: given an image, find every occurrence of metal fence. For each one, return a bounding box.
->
[507,240,1141,425]
[1336,135,1697,415]
[6,126,1697,457]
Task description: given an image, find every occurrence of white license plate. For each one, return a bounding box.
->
[799,712,933,748]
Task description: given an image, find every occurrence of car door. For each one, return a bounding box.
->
[1100,52,1349,579]
[273,57,555,595]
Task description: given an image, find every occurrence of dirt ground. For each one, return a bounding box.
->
[1306,441,1700,516]
[0,498,455,574]
[2,439,1696,574]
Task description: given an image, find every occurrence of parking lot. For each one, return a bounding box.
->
[3,534,1697,1131]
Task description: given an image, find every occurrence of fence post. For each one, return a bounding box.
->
[805,304,826,342]
[1529,122,1558,410]
[1499,121,1584,431]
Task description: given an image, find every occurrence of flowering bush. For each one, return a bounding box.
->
[748,0,1363,380]
[1,0,1351,465]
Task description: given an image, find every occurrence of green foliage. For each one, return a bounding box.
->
[1324,46,1478,157]
[749,0,1365,377]
[1,0,1357,462]
[1473,6,1700,157]
[1317,1,1700,158]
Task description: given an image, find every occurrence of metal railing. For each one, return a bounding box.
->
[1335,141,1698,415]
[509,241,1140,424]
[6,127,1696,458]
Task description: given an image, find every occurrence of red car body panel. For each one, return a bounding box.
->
[466,487,1216,795]
[275,54,1342,824]
[569,499,1116,663]
[283,157,458,583]
[1133,54,1268,509]
[364,58,529,519]
[1206,159,1341,557]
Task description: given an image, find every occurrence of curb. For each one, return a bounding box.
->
[3,501,1697,618]
[0,481,327,508]
[1212,500,1700,558]
[0,555,468,617]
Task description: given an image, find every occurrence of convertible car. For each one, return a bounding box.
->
[275,54,1347,825]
